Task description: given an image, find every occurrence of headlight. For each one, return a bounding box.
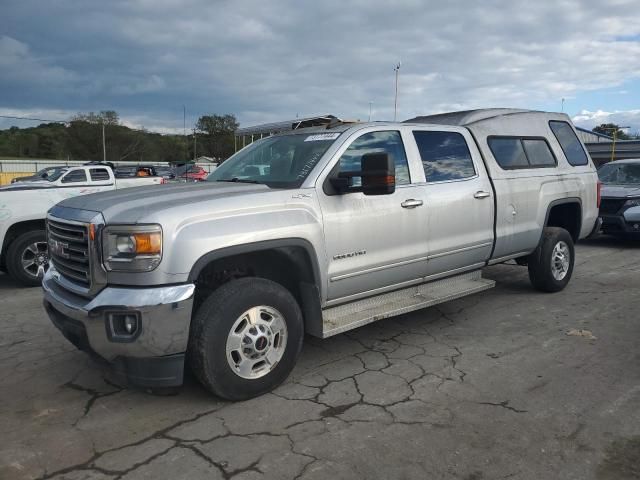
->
[103,225,162,272]
[623,199,640,208]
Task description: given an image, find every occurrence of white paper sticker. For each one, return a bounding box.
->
[304,133,341,142]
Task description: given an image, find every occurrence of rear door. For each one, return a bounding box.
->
[406,127,494,276]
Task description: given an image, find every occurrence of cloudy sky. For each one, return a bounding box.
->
[1,0,639,134]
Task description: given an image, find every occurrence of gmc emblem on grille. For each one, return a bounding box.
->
[49,239,69,259]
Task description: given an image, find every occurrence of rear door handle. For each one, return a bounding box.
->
[474,191,491,199]
[401,199,423,209]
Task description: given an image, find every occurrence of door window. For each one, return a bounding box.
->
[90,168,110,181]
[338,131,410,186]
[412,131,476,182]
[61,170,87,183]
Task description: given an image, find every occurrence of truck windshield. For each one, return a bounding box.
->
[208,132,341,188]
[598,163,640,185]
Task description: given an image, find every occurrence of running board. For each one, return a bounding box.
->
[321,270,495,338]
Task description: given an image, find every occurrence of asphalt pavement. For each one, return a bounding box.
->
[1,236,639,480]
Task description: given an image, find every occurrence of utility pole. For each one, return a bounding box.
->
[102,121,106,162]
[601,126,630,163]
[183,105,188,162]
[368,101,373,122]
[193,128,197,161]
[393,62,401,122]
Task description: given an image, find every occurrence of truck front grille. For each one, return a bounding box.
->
[47,219,91,287]
[599,199,626,215]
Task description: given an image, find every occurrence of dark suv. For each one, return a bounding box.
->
[598,159,640,235]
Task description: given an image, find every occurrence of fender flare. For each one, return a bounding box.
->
[540,197,583,243]
[187,238,323,289]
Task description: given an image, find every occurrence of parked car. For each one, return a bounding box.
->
[153,165,176,180]
[175,164,209,182]
[42,109,599,400]
[114,165,159,178]
[0,165,166,286]
[598,158,640,235]
[11,166,68,184]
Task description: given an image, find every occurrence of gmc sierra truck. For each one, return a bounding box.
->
[42,109,600,400]
[0,165,165,286]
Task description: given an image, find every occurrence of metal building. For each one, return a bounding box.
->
[575,127,612,144]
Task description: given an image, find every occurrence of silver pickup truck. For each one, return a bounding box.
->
[42,109,600,400]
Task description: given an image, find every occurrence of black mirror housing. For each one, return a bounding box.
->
[361,152,395,195]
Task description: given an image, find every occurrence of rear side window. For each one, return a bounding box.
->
[61,170,87,183]
[549,121,589,166]
[488,138,528,169]
[522,139,557,167]
[412,131,476,182]
[90,168,110,181]
[489,137,557,169]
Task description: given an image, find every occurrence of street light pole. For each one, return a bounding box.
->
[102,122,106,163]
[393,62,401,122]
[601,126,630,163]
[561,98,565,113]
[368,101,373,122]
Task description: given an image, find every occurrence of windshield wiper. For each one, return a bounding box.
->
[216,178,262,184]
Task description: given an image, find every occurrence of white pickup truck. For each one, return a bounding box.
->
[0,165,165,285]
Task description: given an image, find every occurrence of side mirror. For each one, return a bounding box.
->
[360,152,395,195]
[329,152,396,195]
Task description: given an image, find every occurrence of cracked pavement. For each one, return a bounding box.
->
[1,237,639,479]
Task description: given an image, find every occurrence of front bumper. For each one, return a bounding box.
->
[42,268,195,387]
[600,213,640,234]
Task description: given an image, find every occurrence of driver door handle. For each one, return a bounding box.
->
[474,191,491,199]
[401,199,423,209]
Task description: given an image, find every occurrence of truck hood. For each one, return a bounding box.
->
[56,181,272,223]
[0,180,54,191]
[601,184,640,198]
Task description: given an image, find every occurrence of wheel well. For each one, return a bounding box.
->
[193,246,320,324]
[546,202,581,242]
[1,219,45,270]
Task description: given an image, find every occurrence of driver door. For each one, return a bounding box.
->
[318,129,429,303]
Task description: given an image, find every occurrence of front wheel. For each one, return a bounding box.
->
[188,277,304,400]
[6,230,49,287]
[527,227,575,293]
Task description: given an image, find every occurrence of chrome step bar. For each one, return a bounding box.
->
[321,270,495,338]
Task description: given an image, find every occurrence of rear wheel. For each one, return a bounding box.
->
[189,277,304,400]
[527,227,574,292]
[6,230,49,287]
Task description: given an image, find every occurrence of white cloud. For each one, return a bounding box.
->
[572,109,640,135]
[0,1,639,128]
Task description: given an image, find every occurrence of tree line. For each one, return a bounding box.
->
[0,111,239,163]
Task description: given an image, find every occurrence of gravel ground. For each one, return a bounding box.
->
[1,236,639,480]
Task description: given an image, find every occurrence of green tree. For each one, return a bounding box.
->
[195,114,239,160]
[593,123,629,140]
[71,110,120,125]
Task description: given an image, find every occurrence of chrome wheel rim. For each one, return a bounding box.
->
[551,241,570,281]
[21,241,49,279]
[226,306,288,380]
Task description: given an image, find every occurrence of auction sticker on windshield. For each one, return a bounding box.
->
[304,133,341,142]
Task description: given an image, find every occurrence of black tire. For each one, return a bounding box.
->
[6,229,49,287]
[527,227,575,293]
[188,277,304,400]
